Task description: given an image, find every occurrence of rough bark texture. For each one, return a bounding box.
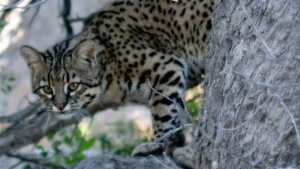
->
[73,155,181,169]
[195,0,300,168]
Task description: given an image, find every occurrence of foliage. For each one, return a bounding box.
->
[0,20,15,95]
[0,72,15,94]
[22,120,149,169]
[186,87,203,119]
[98,121,149,156]
[0,19,5,32]
[186,99,200,118]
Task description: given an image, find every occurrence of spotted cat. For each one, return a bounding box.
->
[21,0,215,156]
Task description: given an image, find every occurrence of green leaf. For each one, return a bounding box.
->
[74,127,82,140]
[80,137,96,151]
[35,144,48,157]
[63,134,72,145]
[65,152,85,166]
[52,140,62,154]
[22,164,32,169]
[99,134,113,150]
[47,131,56,140]
[186,100,199,117]
[0,20,5,33]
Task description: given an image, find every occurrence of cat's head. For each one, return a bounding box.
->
[21,40,104,119]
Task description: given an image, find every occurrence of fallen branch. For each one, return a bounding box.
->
[73,154,182,169]
[0,101,87,154]
[0,101,42,124]
[6,152,67,169]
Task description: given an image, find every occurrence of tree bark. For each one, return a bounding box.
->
[73,155,181,169]
[195,0,300,168]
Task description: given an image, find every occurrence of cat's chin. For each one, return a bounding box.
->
[55,112,75,120]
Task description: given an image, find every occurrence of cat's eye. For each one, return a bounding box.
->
[68,83,80,92]
[42,86,53,95]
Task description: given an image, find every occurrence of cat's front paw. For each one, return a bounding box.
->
[131,142,164,156]
[173,145,195,169]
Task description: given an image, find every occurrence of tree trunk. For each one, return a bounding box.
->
[195,0,300,168]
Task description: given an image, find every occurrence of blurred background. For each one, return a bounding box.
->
[0,0,202,168]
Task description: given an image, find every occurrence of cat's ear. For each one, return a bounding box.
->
[20,45,46,71]
[72,40,104,66]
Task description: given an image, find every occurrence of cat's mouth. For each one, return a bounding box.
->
[51,104,77,120]
[49,104,87,120]
[54,108,88,120]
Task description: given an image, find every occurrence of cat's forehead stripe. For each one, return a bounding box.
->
[44,39,71,63]
[49,68,68,82]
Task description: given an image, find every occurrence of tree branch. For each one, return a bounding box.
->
[6,152,67,169]
[0,101,42,124]
[73,154,182,169]
[0,101,87,155]
[60,0,73,38]
[0,0,47,12]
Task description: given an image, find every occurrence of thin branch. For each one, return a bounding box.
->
[0,105,88,154]
[6,152,67,169]
[0,100,42,124]
[68,17,87,23]
[0,0,19,20]
[28,4,41,26]
[0,0,47,12]
[8,161,22,169]
[60,0,73,38]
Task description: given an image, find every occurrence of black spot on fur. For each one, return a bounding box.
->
[154,114,172,122]
[160,71,175,84]
[167,76,181,86]
[149,52,157,57]
[137,69,151,88]
[153,63,160,71]
[206,19,212,30]
[152,97,173,106]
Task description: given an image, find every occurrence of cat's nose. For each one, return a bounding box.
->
[56,102,66,111]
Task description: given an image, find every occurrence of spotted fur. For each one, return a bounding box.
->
[22,0,215,155]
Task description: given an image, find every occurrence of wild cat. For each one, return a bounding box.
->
[21,0,214,156]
